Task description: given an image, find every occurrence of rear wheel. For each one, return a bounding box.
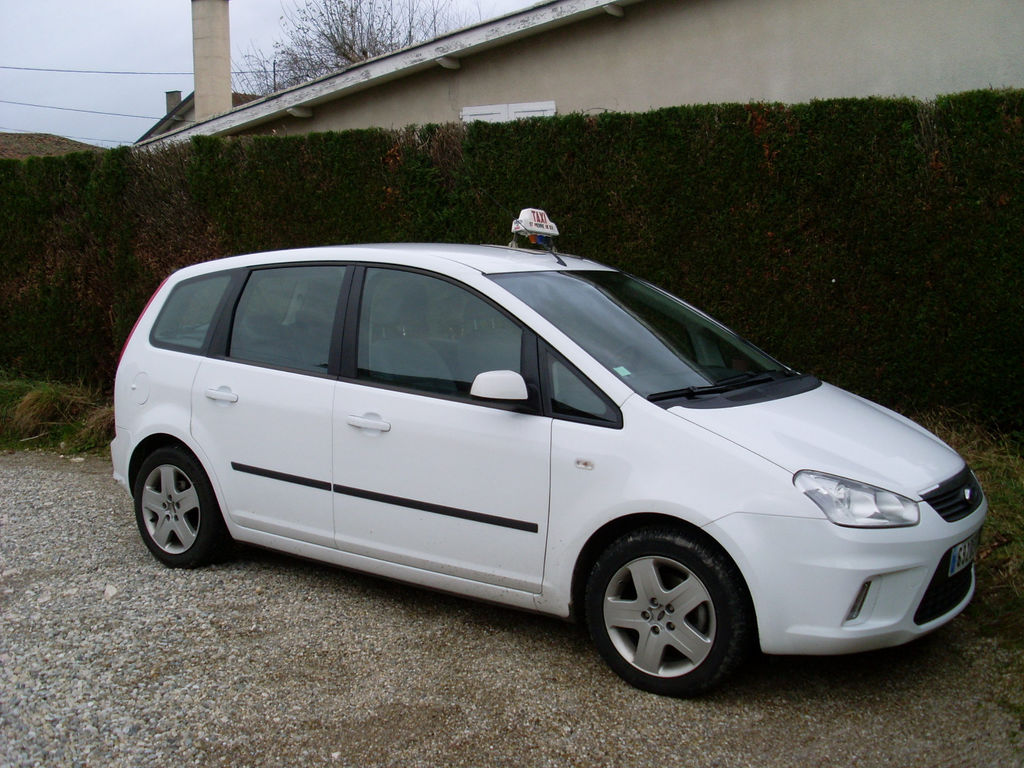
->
[585,527,753,696]
[133,447,229,568]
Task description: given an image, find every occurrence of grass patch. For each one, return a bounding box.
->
[917,410,1024,649]
[0,375,112,453]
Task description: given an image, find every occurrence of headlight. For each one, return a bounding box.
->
[794,471,919,528]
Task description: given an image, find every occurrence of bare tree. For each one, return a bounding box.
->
[236,0,469,95]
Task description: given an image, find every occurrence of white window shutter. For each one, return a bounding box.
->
[460,104,510,123]
[461,101,556,123]
[508,101,557,119]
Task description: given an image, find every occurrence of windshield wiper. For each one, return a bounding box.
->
[647,371,784,402]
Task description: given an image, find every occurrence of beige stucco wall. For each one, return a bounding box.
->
[252,0,1024,136]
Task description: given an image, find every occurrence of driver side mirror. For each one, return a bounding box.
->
[470,370,529,401]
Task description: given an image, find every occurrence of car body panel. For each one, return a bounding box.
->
[331,380,552,592]
[670,382,963,498]
[191,358,336,547]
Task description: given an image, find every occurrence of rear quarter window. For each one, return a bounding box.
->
[150,274,231,352]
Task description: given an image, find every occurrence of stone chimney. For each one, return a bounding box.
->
[191,0,232,121]
[165,90,183,113]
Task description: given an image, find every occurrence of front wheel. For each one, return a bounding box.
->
[585,527,754,696]
[133,447,229,568]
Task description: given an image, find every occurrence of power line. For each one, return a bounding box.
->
[0,64,194,76]
[0,64,261,76]
[0,99,160,120]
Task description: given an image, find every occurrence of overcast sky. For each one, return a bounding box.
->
[0,0,534,148]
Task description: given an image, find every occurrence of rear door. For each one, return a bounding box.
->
[191,264,348,548]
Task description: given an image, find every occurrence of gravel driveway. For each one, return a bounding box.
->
[1,451,1021,767]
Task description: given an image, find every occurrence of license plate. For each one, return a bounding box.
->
[948,532,980,577]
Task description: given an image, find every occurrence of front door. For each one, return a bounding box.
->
[331,267,551,591]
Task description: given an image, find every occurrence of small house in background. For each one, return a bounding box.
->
[137,0,1024,148]
[0,133,102,159]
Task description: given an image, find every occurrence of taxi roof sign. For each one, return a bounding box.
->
[511,208,559,238]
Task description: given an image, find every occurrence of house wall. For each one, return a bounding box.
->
[251,0,1024,137]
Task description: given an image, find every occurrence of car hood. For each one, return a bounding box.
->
[668,382,964,498]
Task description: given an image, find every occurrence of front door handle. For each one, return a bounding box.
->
[205,387,239,403]
[346,414,391,432]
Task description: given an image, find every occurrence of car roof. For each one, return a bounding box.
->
[177,242,614,279]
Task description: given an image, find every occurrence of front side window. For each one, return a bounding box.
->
[357,268,523,397]
[492,270,788,400]
[229,265,346,373]
[150,273,231,352]
[546,350,620,426]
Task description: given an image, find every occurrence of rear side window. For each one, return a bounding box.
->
[150,274,231,352]
[229,265,347,373]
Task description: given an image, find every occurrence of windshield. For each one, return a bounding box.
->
[491,270,787,398]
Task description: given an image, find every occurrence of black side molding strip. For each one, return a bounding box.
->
[231,462,332,492]
[333,484,539,533]
[229,461,538,533]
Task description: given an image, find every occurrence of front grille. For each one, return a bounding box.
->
[913,549,974,625]
[921,466,984,523]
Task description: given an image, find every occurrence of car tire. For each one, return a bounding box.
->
[133,447,230,568]
[585,527,754,696]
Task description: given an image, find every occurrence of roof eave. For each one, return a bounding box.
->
[136,93,196,143]
[135,0,644,148]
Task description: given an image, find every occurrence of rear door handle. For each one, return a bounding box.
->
[347,414,391,432]
[205,387,239,403]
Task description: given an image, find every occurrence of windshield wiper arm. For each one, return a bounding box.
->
[647,372,780,402]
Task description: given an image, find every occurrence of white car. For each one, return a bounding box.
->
[111,211,985,696]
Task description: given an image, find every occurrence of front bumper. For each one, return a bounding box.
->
[705,501,986,656]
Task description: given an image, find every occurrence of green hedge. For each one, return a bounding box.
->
[1,90,1021,429]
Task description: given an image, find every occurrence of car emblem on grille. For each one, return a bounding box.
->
[963,487,973,502]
